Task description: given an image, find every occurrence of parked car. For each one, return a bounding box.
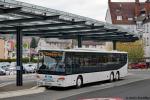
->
[31,63,38,71]
[10,62,16,67]
[0,62,10,66]
[0,67,6,75]
[5,62,15,75]
[23,64,35,73]
[129,62,147,69]
[0,62,10,70]
[0,65,10,71]
[6,66,16,75]
[146,62,150,68]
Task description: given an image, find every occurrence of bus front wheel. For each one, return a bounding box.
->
[76,76,83,88]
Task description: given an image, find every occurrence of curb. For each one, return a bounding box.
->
[128,69,150,71]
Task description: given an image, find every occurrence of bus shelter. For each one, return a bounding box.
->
[0,0,139,86]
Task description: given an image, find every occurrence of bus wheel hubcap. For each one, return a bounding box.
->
[110,74,113,81]
[77,79,82,86]
[116,73,119,80]
[116,74,118,80]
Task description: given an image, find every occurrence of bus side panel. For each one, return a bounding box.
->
[82,71,110,84]
[65,62,128,86]
[50,75,80,87]
[65,72,109,86]
[64,75,80,86]
[82,64,128,84]
[118,63,128,78]
[82,72,99,84]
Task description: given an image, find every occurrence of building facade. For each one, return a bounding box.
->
[0,38,7,59]
[37,38,108,50]
[106,0,150,61]
[0,35,32,59]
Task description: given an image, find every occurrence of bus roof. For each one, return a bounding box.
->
[39,48,127,54]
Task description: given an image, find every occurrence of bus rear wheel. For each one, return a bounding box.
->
[109,73,114,82]
[115,72,120,81]
[76,76,83,88]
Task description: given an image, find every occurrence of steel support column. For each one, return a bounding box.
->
[16,26,23,86]
[77,35,82,48]
[113,41,117,50]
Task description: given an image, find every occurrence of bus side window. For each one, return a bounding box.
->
[65,57,72,67]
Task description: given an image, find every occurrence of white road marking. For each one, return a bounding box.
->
[0,82,14,87]
[81,98,122,100]
[127,73,134,76]
[91,83,112,88]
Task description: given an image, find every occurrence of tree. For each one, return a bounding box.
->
[116,40,144,62]
[23,42,28,49]
[30,37,38,62]
[30,37,37,49]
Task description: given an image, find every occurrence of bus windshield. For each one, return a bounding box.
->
[37,51,65,74]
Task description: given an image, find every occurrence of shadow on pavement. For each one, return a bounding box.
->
[46,79,124,91]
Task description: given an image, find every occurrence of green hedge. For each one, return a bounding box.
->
[0,58,38,63]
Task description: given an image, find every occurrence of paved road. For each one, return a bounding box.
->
[60,78,150,100]
[1,70,150,100]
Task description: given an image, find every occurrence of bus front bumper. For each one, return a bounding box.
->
[37,80,52,86]
[37,80,67,87]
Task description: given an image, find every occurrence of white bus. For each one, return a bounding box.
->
[36,48,128,88]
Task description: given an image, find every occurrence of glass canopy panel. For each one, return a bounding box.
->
[0,0,139,42]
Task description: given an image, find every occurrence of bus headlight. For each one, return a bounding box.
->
[57,77,65,82]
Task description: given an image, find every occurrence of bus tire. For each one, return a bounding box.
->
[76,76,83,88]
[116,72,120,81]
[45,86,51,90]
[109,72,114,82]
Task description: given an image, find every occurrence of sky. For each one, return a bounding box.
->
[17,0,146,22]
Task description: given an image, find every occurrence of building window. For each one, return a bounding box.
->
[143,38,146,46]
[117,16,122,20]
[85,45,89,48]
[136,21,143,29]
[143,25,146,33]
[147,24,149,33]
[128,18,133,21]
[147,37,149,46]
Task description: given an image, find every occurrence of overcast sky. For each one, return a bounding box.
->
[17,0,146,22]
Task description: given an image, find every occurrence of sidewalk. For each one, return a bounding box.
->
[0,74,37,93]
[0,82,45,99]
[0,81,36,93]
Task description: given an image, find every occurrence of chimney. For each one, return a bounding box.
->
[145,0,150,15]
[135,0,139,3]
[135,0,140,17]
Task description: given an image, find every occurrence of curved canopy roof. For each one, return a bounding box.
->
[0,0,139,42]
